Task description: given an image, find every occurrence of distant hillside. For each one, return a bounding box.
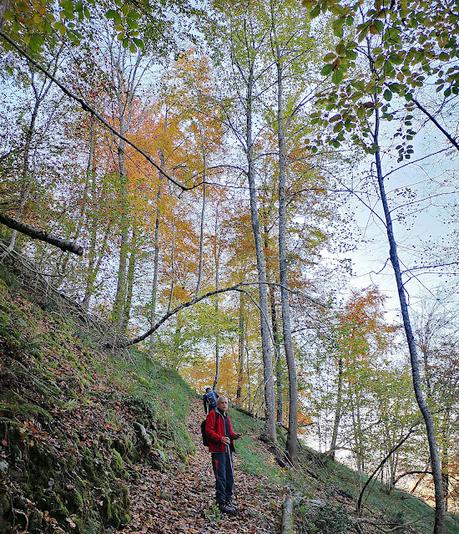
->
[0,256,458,533]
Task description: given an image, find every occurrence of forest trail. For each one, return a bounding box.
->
[117,400,286,533]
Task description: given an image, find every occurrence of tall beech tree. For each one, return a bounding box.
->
[212,0,277,443]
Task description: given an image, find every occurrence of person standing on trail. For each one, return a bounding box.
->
[203,386,219,414]
[205,396,241,514]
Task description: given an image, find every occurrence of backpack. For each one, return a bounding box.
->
[206,390,218,409]
[201,412,218,446]
[201,420,209,446]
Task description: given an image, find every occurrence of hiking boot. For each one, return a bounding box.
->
[225,498,238,510]
[219,503,237,515]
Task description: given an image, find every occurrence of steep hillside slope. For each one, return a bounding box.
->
[1,257,458,534]
[0,260,194,533]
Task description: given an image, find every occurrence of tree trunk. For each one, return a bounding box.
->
[82,223,109,309]
[8,91,39,251]
[122,228,137,331]
[9,61,57,251]
[149,150,164,357]
[270,275,283,425]
[82,126,105,309]
[440,411,450,512]
[246,338,252,413]
[236,292,245,403]
[274,32,298,464]
[195,159,207,297]
[245,64,276,443]
[373,105,445,533]
[264,226,284,426]
[112,112,130,329]
[212,208,220,391]
[167,214,176,314]
[329,356,343,460]
[57,115,95,282]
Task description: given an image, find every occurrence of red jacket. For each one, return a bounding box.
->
[205,408,238,453]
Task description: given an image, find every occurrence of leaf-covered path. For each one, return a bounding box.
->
[117,401,286,533]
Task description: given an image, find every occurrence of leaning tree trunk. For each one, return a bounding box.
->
[9,62,57,252]
[274,36,298,464]
[9,94,39,251]
[373,105,445,533]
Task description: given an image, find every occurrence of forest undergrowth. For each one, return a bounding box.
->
[0,257,458,533]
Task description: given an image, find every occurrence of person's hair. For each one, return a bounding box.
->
[205,387,211,392]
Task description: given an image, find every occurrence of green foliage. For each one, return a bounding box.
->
[1,0,199,57]
[298,502,354,534]
[150,303,238,370]
[203,503,222,522]
[303,0,458,151]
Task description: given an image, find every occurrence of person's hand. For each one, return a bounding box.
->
[233,433,242,440]
[221,436,230,445]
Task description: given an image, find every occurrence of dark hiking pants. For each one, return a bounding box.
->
[211,450,234,505]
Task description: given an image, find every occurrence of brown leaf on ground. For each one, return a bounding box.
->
[116,401,285,533]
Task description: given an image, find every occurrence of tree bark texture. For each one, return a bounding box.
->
[112,94,131,330]
[195,164,207,297]
[122,229,137,330]
[212,207,221,391]
[149,149,164,357]
[329,356,343,460]
[236,292,245,403]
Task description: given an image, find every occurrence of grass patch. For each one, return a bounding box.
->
[295,447,459,534]
[101,349,195,461]
[228,408,287,485]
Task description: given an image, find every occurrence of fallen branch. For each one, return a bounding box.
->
[115,281,327,348]
[0,213,83,255]
[281,496,295,534]
[393,469,433,485]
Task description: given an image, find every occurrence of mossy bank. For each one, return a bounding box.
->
[0,262,194,533]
